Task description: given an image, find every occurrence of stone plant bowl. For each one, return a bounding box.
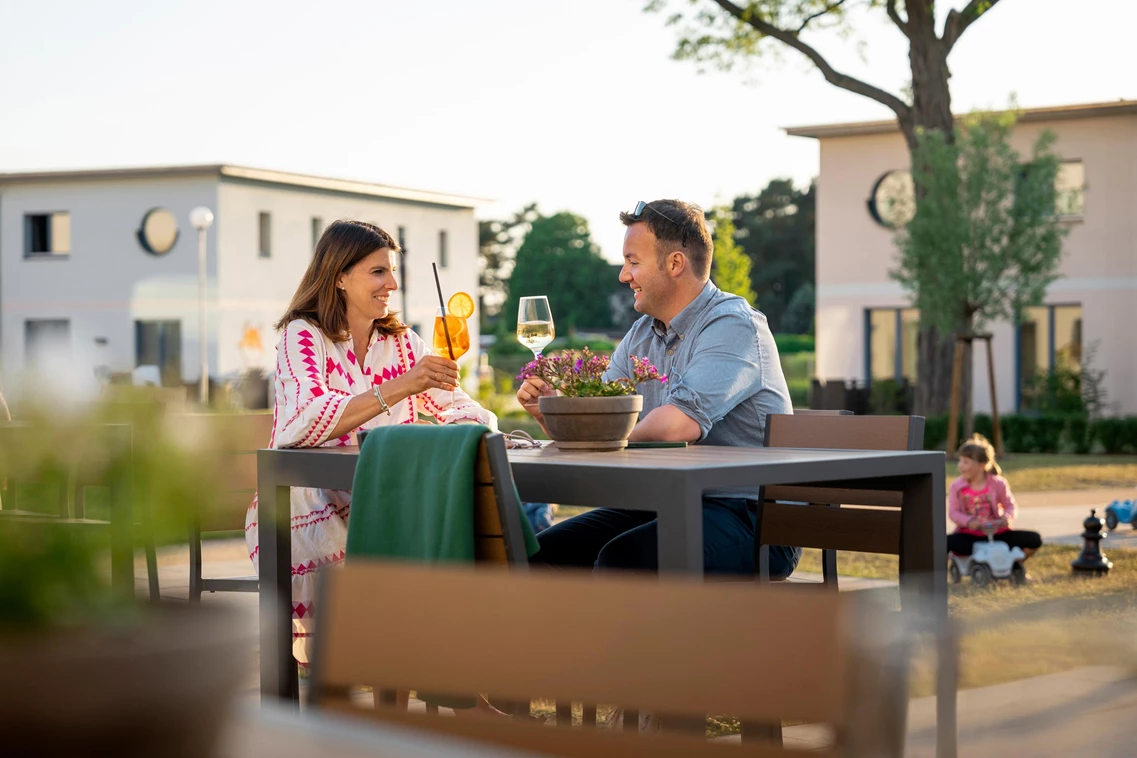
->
[538,394,644,451]
[0,606,252,757]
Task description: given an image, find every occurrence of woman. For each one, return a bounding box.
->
[245,220,496,664]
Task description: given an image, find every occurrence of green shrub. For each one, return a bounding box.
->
[922,413,1137,455]
[1095,417,1137,454]
[774,334,815,355]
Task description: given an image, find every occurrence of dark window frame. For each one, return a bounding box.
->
[258,212,272,258]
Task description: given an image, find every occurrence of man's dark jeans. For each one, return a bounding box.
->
[529,497,800,579]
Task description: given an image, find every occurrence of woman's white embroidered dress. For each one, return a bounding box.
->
[244,319,496,662]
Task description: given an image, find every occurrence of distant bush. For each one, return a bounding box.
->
[774,333,815,355]
[922,413,1137,455]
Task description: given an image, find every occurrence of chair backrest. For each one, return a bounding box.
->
[309,561,908,757]
[473,432,529,566]
[790,409,853,416]
[180,412,273,532]
[760,414,924,555]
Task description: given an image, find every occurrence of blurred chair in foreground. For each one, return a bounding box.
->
[308,560,910,757]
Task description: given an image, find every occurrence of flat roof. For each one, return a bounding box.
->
[0,163,490,209]
[785,99,1137,139]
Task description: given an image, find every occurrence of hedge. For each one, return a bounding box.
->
[774,333,815,355]
[923,413,1137,455]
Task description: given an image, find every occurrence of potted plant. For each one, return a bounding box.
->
[517,349,666,451]
[0,396,253,757]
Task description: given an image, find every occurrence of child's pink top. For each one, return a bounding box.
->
[948,475,1018,536]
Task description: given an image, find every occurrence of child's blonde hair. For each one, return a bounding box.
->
[957,433,1002,476]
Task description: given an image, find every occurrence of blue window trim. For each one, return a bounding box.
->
[1014,303,1081,412]
[864,306,908,386]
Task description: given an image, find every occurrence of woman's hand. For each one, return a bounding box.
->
[401,355,461,395]
[967,519,980,531]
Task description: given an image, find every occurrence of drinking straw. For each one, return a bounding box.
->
[431,262,455,360]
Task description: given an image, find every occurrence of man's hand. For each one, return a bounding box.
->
[516,378,555,428]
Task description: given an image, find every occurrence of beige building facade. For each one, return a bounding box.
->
[787,101,1137,416]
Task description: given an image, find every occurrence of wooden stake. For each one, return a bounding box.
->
[985,336,1004,458]
[946,337,965,456]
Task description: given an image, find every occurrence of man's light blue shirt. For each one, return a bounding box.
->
[604,281,792,496]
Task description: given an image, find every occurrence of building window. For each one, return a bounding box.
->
[24,212,71,256]
[135,320,182,386]
[1055,161,1085,218]
[1016,304,1082,412]
[438,230,448,269]
[865,307,919,384]
[258,212,272,258]
[25,319,70,367]
[311,217,323,250]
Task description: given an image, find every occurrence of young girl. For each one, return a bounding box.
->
[947,434,1042,564]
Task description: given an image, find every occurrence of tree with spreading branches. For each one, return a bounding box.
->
[648,0,1005,414]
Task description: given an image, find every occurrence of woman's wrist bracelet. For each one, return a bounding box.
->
[372,385,391,415]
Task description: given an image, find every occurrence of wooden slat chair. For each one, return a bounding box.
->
[180,412,275,601]
[756,413,926,589]
[0,422,147,601]
[308,561,910,758]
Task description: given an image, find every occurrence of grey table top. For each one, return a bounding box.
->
[222,701,547,758]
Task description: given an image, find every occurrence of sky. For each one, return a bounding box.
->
[1,0,1134,262]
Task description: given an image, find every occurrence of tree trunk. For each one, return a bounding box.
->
[904,2,960,416]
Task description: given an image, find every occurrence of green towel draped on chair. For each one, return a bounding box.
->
[345,424,537,711]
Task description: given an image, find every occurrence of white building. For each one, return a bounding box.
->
[787,100,1137,415]
[0,164,485,396]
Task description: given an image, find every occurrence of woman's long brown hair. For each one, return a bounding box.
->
[275,220,407,341]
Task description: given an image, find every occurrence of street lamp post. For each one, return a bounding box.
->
[189,207,214,406]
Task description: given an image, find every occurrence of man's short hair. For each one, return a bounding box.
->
[619,199,713,280]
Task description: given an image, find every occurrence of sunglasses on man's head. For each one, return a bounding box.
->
[630,200,688,248]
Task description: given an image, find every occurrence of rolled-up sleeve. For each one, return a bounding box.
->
[665,313,764,442]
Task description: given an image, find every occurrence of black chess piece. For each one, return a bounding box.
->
[1071,508,1113,576]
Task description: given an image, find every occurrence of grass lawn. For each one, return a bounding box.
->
[994,454,1137,492]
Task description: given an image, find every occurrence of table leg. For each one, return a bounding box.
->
[900,467,954,758]
[655,484,703,578]
[258,462,298,704]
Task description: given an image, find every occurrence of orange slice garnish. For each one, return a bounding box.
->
[447,291,475,319]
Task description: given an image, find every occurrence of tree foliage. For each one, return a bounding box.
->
[648,0,1009,415]
[730,178,815,331]
[503,212,614,333]
[891,110,1067,336]
[478,202,539,328]
[710,207,757,305]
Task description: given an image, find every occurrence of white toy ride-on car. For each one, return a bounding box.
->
[948,523,1027,587]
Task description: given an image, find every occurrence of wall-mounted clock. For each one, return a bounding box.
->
[867,170,916,229]
[138,208,179,255]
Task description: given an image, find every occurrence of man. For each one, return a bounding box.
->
[516,199,798,578]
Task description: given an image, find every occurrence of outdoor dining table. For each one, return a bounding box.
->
[257,442,953,754]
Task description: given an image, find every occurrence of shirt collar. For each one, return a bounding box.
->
[651,280,719,341]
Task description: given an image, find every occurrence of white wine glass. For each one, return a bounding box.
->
[517,296,555,358]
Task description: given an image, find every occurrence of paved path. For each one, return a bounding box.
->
[717,666,1137,756]
[970,488,1137,550]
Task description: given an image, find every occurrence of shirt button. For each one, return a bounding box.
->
[679,334,684,339]
[667,349,674,356]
